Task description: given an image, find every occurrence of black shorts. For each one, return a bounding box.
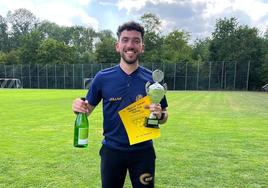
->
[99,145,156,188]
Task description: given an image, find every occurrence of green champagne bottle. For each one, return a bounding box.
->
[73,97,89,148]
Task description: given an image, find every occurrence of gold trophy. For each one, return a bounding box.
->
[145,70,167,128]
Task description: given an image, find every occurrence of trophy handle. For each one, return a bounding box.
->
[145,81,151,94]
[163,83,168,93]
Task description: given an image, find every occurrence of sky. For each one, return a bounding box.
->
[0,0,268,41]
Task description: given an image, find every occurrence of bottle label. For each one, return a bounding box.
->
[78,128,88,145]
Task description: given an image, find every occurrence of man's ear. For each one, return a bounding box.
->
[141,44,145,53]
[115,42,120,52]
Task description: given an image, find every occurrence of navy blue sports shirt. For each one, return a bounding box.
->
[86,65,168,151]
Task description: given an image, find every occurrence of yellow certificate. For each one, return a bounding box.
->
[119,96,160,145]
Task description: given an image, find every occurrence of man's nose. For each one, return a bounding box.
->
[126,40,135,48]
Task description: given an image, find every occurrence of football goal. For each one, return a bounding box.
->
[0,78,23,89]
[262,83,268,91]
[83,78,93,89]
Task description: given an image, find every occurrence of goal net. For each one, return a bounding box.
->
[0,78,23,89]
[83,78,93,89]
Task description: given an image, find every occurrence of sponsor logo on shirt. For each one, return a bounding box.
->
[109,97,122,102]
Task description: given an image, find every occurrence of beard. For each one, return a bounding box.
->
[121,50,140,65]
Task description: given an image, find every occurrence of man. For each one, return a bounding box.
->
[72,21,168,188]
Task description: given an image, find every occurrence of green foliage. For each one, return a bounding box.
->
[0,15,9,52]
[140,13,164,64]
[5,49,21,64]
[210,17,239,61]
[6,8,38,36]
[95,31,119,64]
[140,13,161,34]
[260,62,268,83]
[0,51,7,63]
[209,17,266,89]
[37,38,75,64]
[79,51,96,64]
[1,8,268,88]
[260,39,268,83]
[37,21,70,44]
[162,30,192,63]
[141,31,163,64]
[192,38,211,62]
[70,26,96,54]
[210,17,263,62]
[6,8,39,49]
[19,29,43,64]
[36,22,97,64]
[140,13,193,64]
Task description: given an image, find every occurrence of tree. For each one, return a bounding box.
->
[260,35,268,84]
[95,30,119,64]
[192,38,211,62]
[6,8,39,49]
[260,60,268,83]
[37,20,71,44]
[140,13,161,34]
[162,30,192,63]
[19,29,44,64]
[69,26,96,53]
[0,15,9,52]
[7,8,38,35]
[37,22,97,64]
[264,29,268,39]
[140,13,163,64]
[79,51,96,64]
[37,39,75,64]
[97,30,115,41]
[6,49,21,64]
[235,26,262,62]
[210,17,263,62]
[209,17,238,61]
[0,51,7,64]
[209,17,265,89]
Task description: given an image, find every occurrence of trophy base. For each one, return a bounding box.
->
[145,118,159,128]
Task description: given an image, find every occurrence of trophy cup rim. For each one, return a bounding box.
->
[152,70,164,83]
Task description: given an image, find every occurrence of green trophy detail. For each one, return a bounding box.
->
[73,97,89,148]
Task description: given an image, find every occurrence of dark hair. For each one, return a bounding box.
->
[117,21,144,41]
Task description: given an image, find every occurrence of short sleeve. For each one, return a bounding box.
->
[160,95,168,109]
[86,72,103,106]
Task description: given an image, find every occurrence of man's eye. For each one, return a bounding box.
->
[122,38,128,43]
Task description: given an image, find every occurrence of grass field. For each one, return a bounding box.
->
[0,89,267,188]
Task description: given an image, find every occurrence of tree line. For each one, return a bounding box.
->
[0,8,267,89]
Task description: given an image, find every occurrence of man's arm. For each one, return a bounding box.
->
[159,108,168,124]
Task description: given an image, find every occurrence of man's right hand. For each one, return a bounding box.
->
[72,98,89,114]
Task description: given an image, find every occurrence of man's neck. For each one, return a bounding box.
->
[119,60,139,75]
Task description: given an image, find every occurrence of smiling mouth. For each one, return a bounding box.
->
[125,49,136,55]
[122,50,139,64]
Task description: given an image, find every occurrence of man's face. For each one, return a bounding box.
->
[116,30,144,65]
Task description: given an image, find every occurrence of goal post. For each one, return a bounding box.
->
[0,78,23,89]
[83,78,93,89]
[262,83,268,91]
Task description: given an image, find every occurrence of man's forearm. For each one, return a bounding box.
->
[159,110,168,124]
